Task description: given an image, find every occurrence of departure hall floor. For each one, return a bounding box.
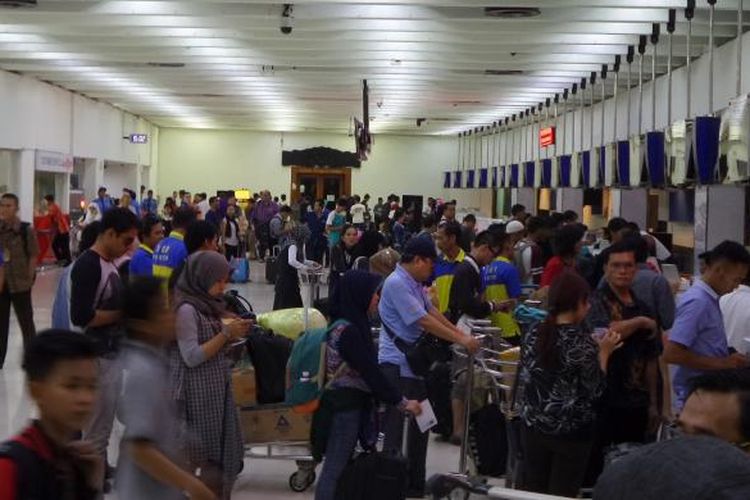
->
[0,264,483,499]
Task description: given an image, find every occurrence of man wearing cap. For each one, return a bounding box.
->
[93,187,114,215]
[379,237,480,498]
[665,241,750,411]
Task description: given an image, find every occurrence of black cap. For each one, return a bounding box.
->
[402,237,438,261]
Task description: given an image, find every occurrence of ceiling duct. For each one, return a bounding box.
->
[146,62,185,68]
[484,7,541,18]
[484,69,525,76]
[0,0,36,7]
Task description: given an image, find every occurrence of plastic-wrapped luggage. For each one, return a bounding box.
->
[256,307,327,341]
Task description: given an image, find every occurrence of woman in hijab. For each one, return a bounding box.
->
[273,223,318,310]
[312,270,422,500]
[170,251,252,498]
[78,202,102,228]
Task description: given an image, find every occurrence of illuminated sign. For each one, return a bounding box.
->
[540,127,556,147]
[128,133,149,144]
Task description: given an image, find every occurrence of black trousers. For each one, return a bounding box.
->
[0,288,36,368]
[52,232,72,264]
[256,222,271,259]
[225,244,239,261]
[381,363,429,493]
[521,425,594,497]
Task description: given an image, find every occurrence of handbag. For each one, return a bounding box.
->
[381,321,450,377]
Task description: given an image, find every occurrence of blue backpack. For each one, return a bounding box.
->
[285,320,349,412]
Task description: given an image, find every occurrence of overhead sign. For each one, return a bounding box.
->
[35,150,73,174]
[540,127,556,148]
[128,133,149,144]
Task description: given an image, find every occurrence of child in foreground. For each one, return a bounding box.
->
[0,329,103,499]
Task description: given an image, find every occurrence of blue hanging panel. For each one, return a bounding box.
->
[525,161,536,187]
[646,131,666,187]
[479,168,488,188]
[617,140,630,187]
[541,159,552,187]
[694,116,722,184]
[597,147,606,187]
[443,171,451,188]
[582,151,591,187]
[559,155,572,187]
[491,167,499,188]
[510,164,519,187]
[453,170,463,188]
[466,170,476,188]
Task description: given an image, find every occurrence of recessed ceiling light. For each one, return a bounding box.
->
[484,7,541,18]
[390,59,402,65]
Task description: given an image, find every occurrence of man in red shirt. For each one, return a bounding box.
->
[0,330,102,499]
[44,195,72,266]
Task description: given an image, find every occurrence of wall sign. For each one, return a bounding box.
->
[540,127,556,148]
[128,133,149,144]
[35,150,73,174]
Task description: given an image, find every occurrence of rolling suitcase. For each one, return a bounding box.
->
[468,403,508,477]
[335,417,410,500]
[265,245,280,284]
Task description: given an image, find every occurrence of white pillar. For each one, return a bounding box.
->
[694,185,746,270]
[14,149,35,221]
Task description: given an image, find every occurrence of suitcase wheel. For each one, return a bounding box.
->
[289,470,316,492]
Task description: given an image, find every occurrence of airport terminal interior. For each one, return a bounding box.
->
[3,1,750,499]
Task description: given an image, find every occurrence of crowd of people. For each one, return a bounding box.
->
[0,185,749,499]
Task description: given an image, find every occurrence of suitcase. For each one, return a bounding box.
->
[335,417,410,500]
[245,327,292,404]
[468,403,508,477]
[265,245,280,284]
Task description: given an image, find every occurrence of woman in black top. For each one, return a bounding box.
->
[520,271,620,497]
[273,224,316,310]
[328,225,359,297]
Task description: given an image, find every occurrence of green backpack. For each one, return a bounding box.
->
[285,319,349,412]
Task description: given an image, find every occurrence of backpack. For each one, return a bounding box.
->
[51,266,76,331]
[285,319,349,413]
[0,439,52,500]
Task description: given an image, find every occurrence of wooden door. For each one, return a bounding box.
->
[291,167,351,203]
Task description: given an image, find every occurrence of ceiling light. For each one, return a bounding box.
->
[484,7,541,18]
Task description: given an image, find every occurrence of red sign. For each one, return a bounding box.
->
[540,126,556,147]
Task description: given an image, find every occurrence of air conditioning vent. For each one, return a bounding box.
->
[0,0,36,7]
[146,62,185,68]
[484,69,525,76]
[484,7,541,18]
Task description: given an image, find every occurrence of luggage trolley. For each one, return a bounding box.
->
[241,267,328,493]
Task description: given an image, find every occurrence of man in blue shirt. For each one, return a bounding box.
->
[665,241,750,411]
[139,189,158,217]
[93,186,114,215]
[129,215,164,277]
[378,237,479,497]
[152,208,196,285]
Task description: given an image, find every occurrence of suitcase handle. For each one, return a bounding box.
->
[402,415,411,458]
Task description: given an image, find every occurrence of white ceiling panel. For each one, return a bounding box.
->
[0,0,745,134]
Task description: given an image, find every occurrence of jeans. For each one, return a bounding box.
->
[84,356,124,458]
[380,363,428,493]
[521,425,594,497]
[315,409,362,500]
[0,288,36,368]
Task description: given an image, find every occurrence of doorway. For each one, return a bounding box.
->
[291,167,351,204]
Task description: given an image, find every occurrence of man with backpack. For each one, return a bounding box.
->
[0,193,39,370]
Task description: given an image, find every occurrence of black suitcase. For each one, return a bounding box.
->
[426,362,453,439]
[335,418,410,500]
[468,403,508,477]
[245,327,292,404]
[265,246,280,284]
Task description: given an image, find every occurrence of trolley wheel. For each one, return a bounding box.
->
[289,470,316,492]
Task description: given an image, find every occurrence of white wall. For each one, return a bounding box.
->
[157,128,456,200]
[0,69,158,219]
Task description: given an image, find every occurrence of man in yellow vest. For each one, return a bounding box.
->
[483,231,523,344]
[431,221,465,313]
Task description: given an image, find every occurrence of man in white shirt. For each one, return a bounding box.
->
[195,193,210,221]
[720,279,750,353]
[349,195,367,229]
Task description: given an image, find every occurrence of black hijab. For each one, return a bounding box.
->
[329,270,381,336]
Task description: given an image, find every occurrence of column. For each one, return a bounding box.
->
[694,185,746,270]
[14,149,35,221]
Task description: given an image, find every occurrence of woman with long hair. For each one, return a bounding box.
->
[540,223,586,288]
[170,251,251,498]
[312,270,422,500]
[328,225,360,297]
[520,271,620,497]
[220,204,240,261]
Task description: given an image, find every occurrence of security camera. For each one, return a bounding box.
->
[280,4,293,35]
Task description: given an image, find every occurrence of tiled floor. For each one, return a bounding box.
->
[0,264,469,500]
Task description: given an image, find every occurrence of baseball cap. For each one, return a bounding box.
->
[402,237,438,261]
[506,220,525,235]
[594,436,750,500]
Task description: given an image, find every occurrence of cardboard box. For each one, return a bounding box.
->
[240,404,312,444]
[232,367,257,408]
